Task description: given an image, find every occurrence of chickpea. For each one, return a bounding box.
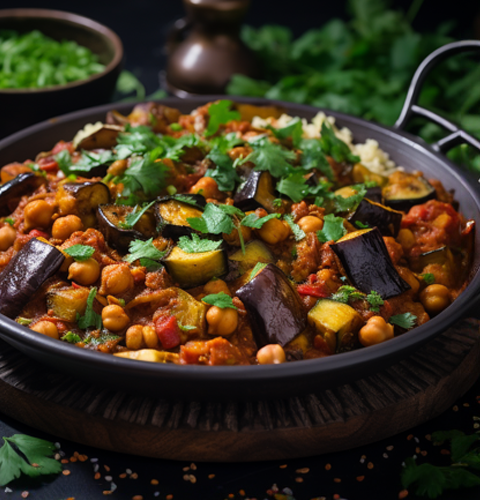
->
[102,305,130,332]
[190,177,223,200]
[107,159,128,176]
[297,215,324,233]
[419,284,451,315]
[68,258,100,285]
[397,228,416,252]
[204,279,231,296]
[24,200,54,230]
[51,215,83,241]
[206,306,238,336]
[257,344,286,364]
[358,316,394,347]
[100,264,134,296]
[223,225,252,247]
[228,146,251,161]
[31,321,59,339]
[126,325,145,350]
[0,224,16,251]
[257,218,290,245]
[142,325,158,348]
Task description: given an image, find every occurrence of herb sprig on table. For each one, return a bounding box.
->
[227,0,480,173]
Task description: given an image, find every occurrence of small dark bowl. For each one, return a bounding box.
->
[0,9,123,139]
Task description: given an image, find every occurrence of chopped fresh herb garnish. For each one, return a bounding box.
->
[250,262,268,280]
[401,430,480,498]
[125,238,167,271]
[0,434,62,486]
[206,132,244,153]
[245,135,297,178]
[276,171,309,203]
[64,244,95,262]
[273,198,283,208]
[317,213,347,243]
[205,100,241,136]
[202,292,237,309]
[166,185,177,195]
[115,124,163,159]
[171,194,205,209]
[187,203,235,235]
[84,333,120,346]
[355,220,370,229]
[61,331,82,344]
[334,184,367,213]
[178,323,196,332]
[366,290,384,312]
[389,312,417,329]
[177,234,222,253]
[217,204,245,218]
[331,285,365,304]
[241,212,281,229]
[421,273,436,285]
[16,317,32,326]
[77,287,102,330]
[267,117,304,147]
[119,201,155,229]
[4,218,14,226]
[319,122,360,164]
[284,214,306,241]
[205,149,241,192]
[170,123,183,131]
[299,138,334,180]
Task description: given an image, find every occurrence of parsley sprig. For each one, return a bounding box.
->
[177,234,222,254]
[202,292,237,309]
[77,287,102,330]
[125,238,167,271]
[64,244,95,262]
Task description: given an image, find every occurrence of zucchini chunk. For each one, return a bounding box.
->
[97,204,156,252]
[383,172,436,212]
[0,172,46,216]
[229,240,274,274]
[233,171,277,212]
[307,299,363,353]
[163,246,228,288]
[56,181,111,227]
[331,227,411,298]
[46,284,90,321]
[348,199,403,236]
[169,287,208,336]
[155,195,205,239]
[236,263,307,347]
[0,238,65,319]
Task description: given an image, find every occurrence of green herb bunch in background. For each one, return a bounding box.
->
[227,0,480,172]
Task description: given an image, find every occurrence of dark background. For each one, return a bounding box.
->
[2,0,480,94]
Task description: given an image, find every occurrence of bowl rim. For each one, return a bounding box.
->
[0,8,124,95]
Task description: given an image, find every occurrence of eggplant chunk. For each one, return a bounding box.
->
[383,171,436,212]
[348,199,403,236]
[73,123,123,150]
[163,246,228,288]
[97,204,156,252]
[308,299,362,353]
[234,171,277,212]
[46,285,90,321]
[0,238,65,319]
[229,240,274,274]
[236,263,307,347]
[155,196,205,239]
[169,287,207,336]
[331,227,411,299]
[0,172,46,216]
[56,181,111,228]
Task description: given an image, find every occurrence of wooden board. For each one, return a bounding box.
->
[0,318,479,462]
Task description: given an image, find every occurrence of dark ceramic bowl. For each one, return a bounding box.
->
[0,95,479,401]
[0,8,123,139]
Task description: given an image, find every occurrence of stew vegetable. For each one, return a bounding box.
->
[0,100,474,366]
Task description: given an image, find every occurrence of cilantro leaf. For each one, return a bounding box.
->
[161,133,205,161]
[284,214,306,241]
[61,331,82,344]
[299,138,334,180]
[389,312,417,329]
[317,214,347,242]
[421,273,435,285]
[267,117,304,147]
[331,285,365,304]
[120,201,155,229]
[63,244,95,262]
[241,212,281,229]
[77,287,102,330]
[276,171,309,203]
[177,234,222,253]
[202,292,237,309]
[366,290,384,312]
[250,262,268,280]
[170,194,205,209]
[4,218,14,226]
[355,220,370,229]
[334,184,366,213]
[205,149,241,192]
[115,124,164,159]
[187,203,235,235]
[125,238,167,271]
[205,100,241,136]
[206,132,244,153]
[319,122,360,164]
[217,204,245,218]
[246,136,297,178]
[0,434,61,486]
[170,123,182,131]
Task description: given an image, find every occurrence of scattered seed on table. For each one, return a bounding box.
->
[325,463,332,470]
[62,470,71,476]
[132,496,143,500]
[452,405,459,412]
[91,458,99,463]
[239,489,246,496]
[166,495,173,500]
[383,453,389,459]
[153,493,160,498]
[425,434,432,441]
[386,445,394,451]
[296,467,310,474]
[70,457,78,463]
[279,464,287,469]
[61,459,69,464]
[407,434,413,440]
[105,476,113,481]
[208,474,215,479]
[333,478,341,483]
[151,479,159,485]
[398,489,409,499]
[104,465,111,472]
[463,403,470,407]
[183,466,190,472]
[474,423,480,429]
[440,449,451,455]
[190,463,197,470]
[102,491,112,496]
[295,477,303,483]
[356,476,365,482]
[367,462,374,469]
[415,447,420,454]
[126,469,132,475]
[421,451,428,456]
[93,464,99,473]
[119,473,127,479]
[130,473,138,479]
[94,472,101,480]
[54,453,61,460]
[78,454,88,462]
[21,492,29,499]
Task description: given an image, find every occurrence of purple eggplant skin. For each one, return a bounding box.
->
[365,186,383,204]
[348,199,403,237]
[233,171,277,212]
[0,172,45,216]
[155,195,206,240]
[331,227,411,299]
[0,238,65,319]
[236,263,307,348]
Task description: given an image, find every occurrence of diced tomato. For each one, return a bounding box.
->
[37,157,58,173]
[313,334,333,355]
[71,282,82,289]
[155,315,181,349]
[51,140,74,155]
[28,230,49,239]
[297,284,329,298]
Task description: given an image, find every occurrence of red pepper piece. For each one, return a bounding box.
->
[155,315,181,349]
[37,157,58,173]
[297,284,329,298]
[28,229,49,239]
